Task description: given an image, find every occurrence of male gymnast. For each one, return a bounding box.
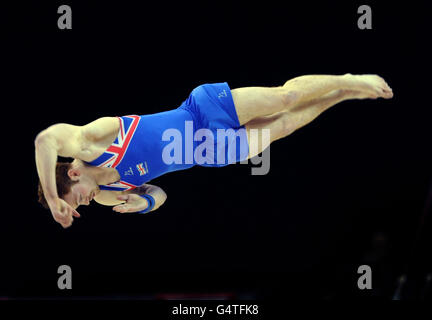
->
[35,74,393,228]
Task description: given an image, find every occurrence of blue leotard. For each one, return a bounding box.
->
[85,82,249,191]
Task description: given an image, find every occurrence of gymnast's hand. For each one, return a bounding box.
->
[113,194,149,213]
[49,197,81,228]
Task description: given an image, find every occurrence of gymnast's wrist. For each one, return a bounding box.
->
[46,195,60,209]
[138,194,155,214]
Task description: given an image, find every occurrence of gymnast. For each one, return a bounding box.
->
[35,74,393,228]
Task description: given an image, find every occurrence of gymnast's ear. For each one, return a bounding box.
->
[67,167,82,181]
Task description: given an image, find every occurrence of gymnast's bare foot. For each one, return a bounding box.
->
[344,74,394,99]
[340,89,385,100]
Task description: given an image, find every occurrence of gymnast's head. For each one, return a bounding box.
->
[38,161,99,210]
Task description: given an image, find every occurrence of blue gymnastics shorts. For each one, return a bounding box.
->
[178,82,249,167]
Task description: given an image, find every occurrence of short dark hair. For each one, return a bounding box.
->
[37,162,78,209]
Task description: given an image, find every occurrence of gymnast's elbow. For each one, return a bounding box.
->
[155,189,168,210]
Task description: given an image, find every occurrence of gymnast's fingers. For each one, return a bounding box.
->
[113,204,131,213]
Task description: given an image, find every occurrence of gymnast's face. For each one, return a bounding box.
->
[63,170,99,209]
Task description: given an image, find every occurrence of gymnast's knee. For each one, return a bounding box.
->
[278,87,300,109]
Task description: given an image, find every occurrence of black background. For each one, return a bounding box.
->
[1,1,431,300]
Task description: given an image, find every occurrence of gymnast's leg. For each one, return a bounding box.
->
[244,89,380,159]
[231,74,393,126]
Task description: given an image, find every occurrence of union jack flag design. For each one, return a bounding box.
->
[136,162,148,176]
[94,115,140,169]
[88,115,141,191]
[99,180,139,192]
